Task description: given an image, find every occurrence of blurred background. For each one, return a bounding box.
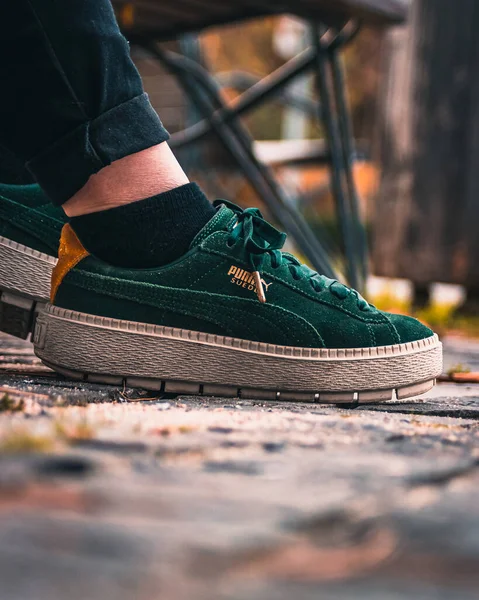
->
[3,0,478,336]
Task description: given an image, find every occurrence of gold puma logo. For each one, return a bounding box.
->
[261,280,273,292]
[227,265,273,303]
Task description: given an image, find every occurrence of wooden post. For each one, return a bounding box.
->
[373,0,479,295]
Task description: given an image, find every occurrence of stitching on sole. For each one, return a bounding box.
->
[45,304,441,362]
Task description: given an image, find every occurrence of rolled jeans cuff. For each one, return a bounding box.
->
[26,93,170,206]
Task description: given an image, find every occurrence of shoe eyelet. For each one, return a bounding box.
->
[226,239,235,248]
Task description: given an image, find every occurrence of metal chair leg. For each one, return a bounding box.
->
[330,49,369,287]
[312,25,360,289]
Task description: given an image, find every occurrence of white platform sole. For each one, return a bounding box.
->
[0,236,56,339]
[34,304,443,405]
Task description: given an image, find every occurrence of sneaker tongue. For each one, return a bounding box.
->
[190,203,237,247]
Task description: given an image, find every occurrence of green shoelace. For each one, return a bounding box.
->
[218,200,370,311]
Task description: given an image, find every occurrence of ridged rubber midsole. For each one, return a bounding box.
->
[0,235,56,301]
[34,304,443,394]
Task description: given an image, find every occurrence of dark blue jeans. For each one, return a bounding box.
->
[0,0,169,205]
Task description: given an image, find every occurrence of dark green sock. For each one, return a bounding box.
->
[69,183,215,268]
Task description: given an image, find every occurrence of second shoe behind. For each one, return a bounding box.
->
[0,184,64,338]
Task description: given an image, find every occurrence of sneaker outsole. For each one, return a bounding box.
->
[34,304,443,406]
[0,236,56,339]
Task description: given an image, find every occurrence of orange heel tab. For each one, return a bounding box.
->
[51,224,89,302]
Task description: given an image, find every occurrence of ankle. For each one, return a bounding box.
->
[63,143,189,217]
[69,183,215,268]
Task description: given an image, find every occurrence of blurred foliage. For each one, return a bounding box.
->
[0,393,25,413]
[372,292,479,339]
[447,364,471,377]
[0,428,54,453]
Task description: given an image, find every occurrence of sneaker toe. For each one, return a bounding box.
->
[386,313,435,344]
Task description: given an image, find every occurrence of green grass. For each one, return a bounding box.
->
[369,291,412,316]
[447,364,471,377]
[416,303,456,327]
[0,429,54,453]
[54,418,96,442]
[0,393,25,413]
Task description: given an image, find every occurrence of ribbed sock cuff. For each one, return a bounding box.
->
[70,183,215,268]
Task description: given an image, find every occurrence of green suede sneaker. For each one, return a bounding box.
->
[0,184,64,338]
[34,201,442,404]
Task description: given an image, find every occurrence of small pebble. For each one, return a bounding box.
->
[155,402,171,411]
[208,426,234,434]
[263,441,286,453]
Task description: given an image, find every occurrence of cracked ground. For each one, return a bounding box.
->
[0,331,478,600]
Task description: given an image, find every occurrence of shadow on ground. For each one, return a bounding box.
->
[0,333,478,600]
